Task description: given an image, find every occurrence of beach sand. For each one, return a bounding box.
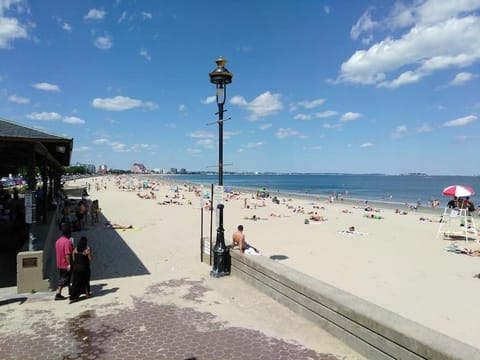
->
[105,175,480,350]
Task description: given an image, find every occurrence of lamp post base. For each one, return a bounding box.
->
[210,245,230,277]
[210,223,230,277]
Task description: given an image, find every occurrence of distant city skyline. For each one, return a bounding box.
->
[1,1,479,175]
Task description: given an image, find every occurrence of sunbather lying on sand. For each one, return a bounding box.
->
[339,226,365,236]
[310,213,327,221]
[364,214,383,220]
[106,222,133,229]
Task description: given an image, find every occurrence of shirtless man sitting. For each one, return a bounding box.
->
[231,225,246,252]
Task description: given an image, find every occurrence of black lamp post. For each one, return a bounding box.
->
[209,56,233,278]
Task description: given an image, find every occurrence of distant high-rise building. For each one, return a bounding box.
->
[169,168,177,174]
[180,168,187,174]
[75,162,96,173]
[98,164,108,174]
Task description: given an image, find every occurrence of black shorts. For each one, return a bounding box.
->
[58,268,71,287]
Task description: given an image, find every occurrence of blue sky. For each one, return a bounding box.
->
[1,0,479,175]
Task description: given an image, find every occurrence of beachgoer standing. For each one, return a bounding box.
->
[55,228,73,300]
[70,236,92,303]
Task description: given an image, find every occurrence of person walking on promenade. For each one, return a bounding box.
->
[55,227,73,300]
[69,236,92,303]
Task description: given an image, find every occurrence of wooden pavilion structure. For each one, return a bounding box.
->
[0,117,73,224]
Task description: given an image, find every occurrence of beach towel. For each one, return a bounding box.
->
[339,230,365,236]
[245,247,260,256]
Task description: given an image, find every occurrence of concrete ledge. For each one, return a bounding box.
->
[230,251,480,360]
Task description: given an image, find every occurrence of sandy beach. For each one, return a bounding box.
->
[91,174,480,350]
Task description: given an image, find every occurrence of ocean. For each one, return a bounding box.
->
[162,174,479,208]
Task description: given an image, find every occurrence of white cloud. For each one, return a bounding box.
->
[315,110,338,118]
[360,142,375,148]
[197,139,215,149]
[245,141,264,148]
[290,98,325,111]
[323,123,343,129]
[0,1,28,48]
[392,125,407,138]
[178,104,187,112]
[230,91,283,121]
[75,146,90,152]
[351,10,378,40]
[224,130,241,140]
[276,128,300,139]
[118,11,127,23]
[201,96,216,104]
[94,35,112,49]
[139,48,151,61]
[26,112,62,121]
[92,96,157,111]
[442,114,477,127]
[340,112,362,122]
[294,114,311,121]
[324,6,330,15]
[141,11,152,19]
[165,122,176,128]
[85,9,106,21]
[131,143,157,152]
[416,123,433,133]
[449,72,477,86]
[93,138,110,145]
[340,2,480,87]
[63,116,85,125]
[189,130,214,139]
[32,82,60,92]
[8,94,29,103]
[92,137,156,153]
[259,123,272,130]
[62,23,72,32]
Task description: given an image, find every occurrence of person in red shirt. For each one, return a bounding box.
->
[54,227,73,300]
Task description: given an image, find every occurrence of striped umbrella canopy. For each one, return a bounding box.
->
[442,185,475,197]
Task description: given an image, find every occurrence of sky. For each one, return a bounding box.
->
[1,0,479,176]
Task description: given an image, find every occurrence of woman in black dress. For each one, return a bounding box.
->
[70,236,92,303]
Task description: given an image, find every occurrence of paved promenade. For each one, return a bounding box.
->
[0,186,362,359]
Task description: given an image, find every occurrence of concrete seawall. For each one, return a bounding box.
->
[229,250,480,360]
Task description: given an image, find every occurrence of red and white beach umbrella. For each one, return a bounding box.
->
[442,185,475,197]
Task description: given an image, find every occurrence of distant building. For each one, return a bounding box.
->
[169,168,177,174]
[179,168,187,174]
[98,165,108,174]
[75,162,96,173]
[131,163,147,173]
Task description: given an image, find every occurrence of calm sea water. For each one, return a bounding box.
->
[161,174,478,207]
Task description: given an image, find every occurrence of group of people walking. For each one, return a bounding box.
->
[54,227,92,303]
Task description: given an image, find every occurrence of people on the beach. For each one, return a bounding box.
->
[106,222,133,229]
[447,197,459,209]
[364,213,383,219]
[232,225,247,252]
[70,236,92,303]
[310,213,327,221]
[91,199,99,224]
[55,227,73,301]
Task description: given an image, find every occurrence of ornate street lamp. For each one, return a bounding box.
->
[209,56,233,278]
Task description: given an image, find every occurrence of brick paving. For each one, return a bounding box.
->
[0,194,362,360]
[0,279,344,360]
